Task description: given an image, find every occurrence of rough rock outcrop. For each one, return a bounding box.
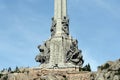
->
[95,59,120,80]
[0,59,120,80]
[0,68,92,80]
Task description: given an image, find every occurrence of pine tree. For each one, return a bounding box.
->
[15,66,20,73]
[87,63,91,71]
[8,67,12,72]
[1,68,5,72]
[82,63,91,71]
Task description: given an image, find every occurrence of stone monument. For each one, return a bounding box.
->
[35,0,84,68]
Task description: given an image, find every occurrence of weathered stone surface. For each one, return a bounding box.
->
[0,59,120,80]
[35,40,50,64]
[35,0,84,68]
[95,59,120,80]
[0,68,92,80]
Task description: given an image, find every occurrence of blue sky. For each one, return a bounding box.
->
[0,0,120,71]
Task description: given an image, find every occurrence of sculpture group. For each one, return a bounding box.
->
[35,0,84,68]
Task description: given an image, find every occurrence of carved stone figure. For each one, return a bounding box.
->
[62,16,69,35]
[35,40,50,64]
[51,18,56,36]
[35,54,46,64]
[66,39,84,66]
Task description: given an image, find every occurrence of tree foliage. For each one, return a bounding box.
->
[14,66,20,73]
[8,67,12,72]
[80,63,91,71]
[0,73,3,78]
[100,63,110,70]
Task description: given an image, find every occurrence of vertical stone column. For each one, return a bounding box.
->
[54,0,63,19]
[54,0,57,20]
[55,0,62,36]
[54,0,68,36]
[49,37,65,68]
[54,0,67,19]
[62,0,67,17]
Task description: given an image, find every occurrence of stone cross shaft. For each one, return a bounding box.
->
[54,0,67,19]
[54,0,68,36]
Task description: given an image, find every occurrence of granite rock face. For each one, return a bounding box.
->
[0,59,120,80]
[0,68,91,80]
[95,59,120,80]
[1,59,120,80]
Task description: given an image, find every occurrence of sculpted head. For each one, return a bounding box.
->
[38,45,44,52]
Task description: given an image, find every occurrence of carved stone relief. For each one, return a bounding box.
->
[66,39,84,66]
[51,18,56,36]
[62,16,69,35]
[35,40,50,64]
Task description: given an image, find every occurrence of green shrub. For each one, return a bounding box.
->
[81,63,91,72]
[0,73,3,78]
[101,63,110,70]
[2,75,8,80]
[14,66,20,73]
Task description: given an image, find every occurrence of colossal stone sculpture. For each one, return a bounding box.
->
[35,0,84,68]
